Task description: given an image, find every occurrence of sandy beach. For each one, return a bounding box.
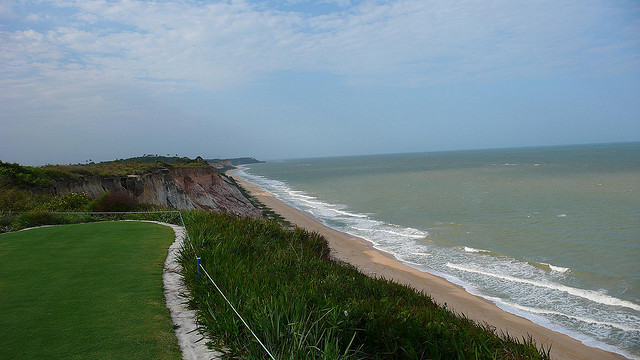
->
[230,170,627,360]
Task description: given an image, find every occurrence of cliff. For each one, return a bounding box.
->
[52,166,261,217]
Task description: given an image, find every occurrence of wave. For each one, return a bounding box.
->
[411,252,431,256]
[464,246,489,253]
[502,301,640,333]
[352,226,427,239]
[296,197,325,206]
[328,208,369,218]
[379,228,427,239]
[446,263,640,311]
[288,190,315,199]
[538,262,571,273]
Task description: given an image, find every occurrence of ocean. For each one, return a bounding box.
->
[236,142,640,359]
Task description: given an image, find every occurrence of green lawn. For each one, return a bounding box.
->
[0,221,182,360]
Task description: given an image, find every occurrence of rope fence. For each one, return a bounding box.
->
[197,261,277,360]
[177,211,277,360]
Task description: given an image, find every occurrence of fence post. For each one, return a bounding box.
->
[197,257,201,279]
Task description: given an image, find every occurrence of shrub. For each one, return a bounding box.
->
[0,212,16,232]
[13,211,59,229]
[0,188,35,211]
[89,191,139,212]
[45,192,91,211]
[0,161,53,188]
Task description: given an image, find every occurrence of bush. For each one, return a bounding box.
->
[0,161,53,188]
[0,212,16,232]
[13,211,59,229]
[89,191,139,212]
[0,188,35,211]
[45,192,91,211]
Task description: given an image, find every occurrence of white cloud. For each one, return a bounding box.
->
[3,0,638,91]
[0,0,638,130]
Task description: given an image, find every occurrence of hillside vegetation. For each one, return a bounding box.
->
[180,211,549,359]
[0,157,209,187]
[0,157,209,215]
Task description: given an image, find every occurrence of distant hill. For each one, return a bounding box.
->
[0,157,262,217]
[206,157,264,166]
[108,155,206,165]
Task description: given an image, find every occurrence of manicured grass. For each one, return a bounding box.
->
[0,221,182,360]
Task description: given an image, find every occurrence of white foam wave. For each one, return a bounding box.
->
[503,302,640,333]
[378,228,426,239]
[297,198,325,206]
[446,263,640,311]
[288,191,317,200]
[542,262,571,273]
[464,246,488,253]
[557,213,568,218]
[352,226,426,239]
[329,208,369,218]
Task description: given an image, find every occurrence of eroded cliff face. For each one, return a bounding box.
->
[52,167,261,217]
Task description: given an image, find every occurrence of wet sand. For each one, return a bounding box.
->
[230,170,627,360]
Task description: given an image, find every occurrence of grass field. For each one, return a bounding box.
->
[0,221,182,360]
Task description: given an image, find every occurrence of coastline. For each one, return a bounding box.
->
[229,169,628,360]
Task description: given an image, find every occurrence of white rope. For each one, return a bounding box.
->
[198,263,277,360]
[176,211,276,359]
[48,211,181,214]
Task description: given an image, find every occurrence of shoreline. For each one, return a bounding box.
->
[229,169,628,360]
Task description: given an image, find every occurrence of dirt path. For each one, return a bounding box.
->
[160,221,223,360]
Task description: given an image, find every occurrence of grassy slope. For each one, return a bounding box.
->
[0,221,182,360]
[180,211,548,360]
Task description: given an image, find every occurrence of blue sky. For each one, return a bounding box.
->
[1,0,639,165]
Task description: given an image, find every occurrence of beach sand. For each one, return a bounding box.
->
[230,170,627,360]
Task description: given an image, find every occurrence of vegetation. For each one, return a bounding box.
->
[41,156,210,178]
[90,190,139,212]
[0,221,182,359]
[179,211,549,360]
[0,207,549,359]
[0,189,165,231]
[0,157,207,228]
[1,156,549,359]
[207,157,264,166]
[0,160,55,188]
[0,156,209,188]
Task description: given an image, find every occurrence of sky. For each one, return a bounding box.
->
[1,0,639,165]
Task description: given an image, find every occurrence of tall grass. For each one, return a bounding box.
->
[179,211,550,359]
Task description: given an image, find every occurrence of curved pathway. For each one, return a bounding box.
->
[160,222,223,360]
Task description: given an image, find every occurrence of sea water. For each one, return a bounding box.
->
[236,143,640,359]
